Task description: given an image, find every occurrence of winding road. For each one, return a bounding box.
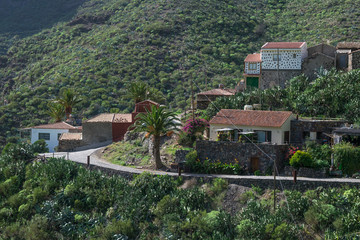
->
[43,148,360,186]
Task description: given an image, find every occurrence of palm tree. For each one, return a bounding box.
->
[47,101,65,122]
[127,82,165,104]
[132,105,180,169]
[57,89,81,120]
[127,82,148,103]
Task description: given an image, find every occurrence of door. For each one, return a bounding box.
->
[250,157,260,173]
[246,77,259,88]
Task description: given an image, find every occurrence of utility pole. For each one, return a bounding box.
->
[273,158,276,211]
[191,78,195,121]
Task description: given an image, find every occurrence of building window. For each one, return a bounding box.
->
[249,63,257,70]
[303,131,310,140]
[293,53,297,58]
[255,130,272,143]
[38,133,50,140]
[58,133,62,140]
[273,54,281,61]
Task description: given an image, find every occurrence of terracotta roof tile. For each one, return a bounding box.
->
[87,113,133,123]
[210,109,293,128]
[261,42,306,49]
[197,88,236,96]
[113,114,132,123]
[59,133,82,141]
[32,121,77,129]
[244,53,261,62]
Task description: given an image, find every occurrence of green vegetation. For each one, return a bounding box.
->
[0,0,360,148]
[102,141,149,166]
[1,143,360,239]
[206,70,360,122]
[185,150,246,175]
[334,142,360,175]
[132,106,180,169]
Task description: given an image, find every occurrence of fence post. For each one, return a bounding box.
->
[67,152,69,160]
[53,152,55,158]
[87,156,90,167]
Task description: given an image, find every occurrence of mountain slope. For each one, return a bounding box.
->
[0,0,359,145]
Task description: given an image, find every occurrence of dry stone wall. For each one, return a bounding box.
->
[195,140,288,174]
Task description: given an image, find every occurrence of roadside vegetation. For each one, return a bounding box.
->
[1,142,360,239]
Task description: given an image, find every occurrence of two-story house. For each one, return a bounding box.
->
[244,42,308,89]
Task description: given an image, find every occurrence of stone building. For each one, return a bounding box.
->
[243,42,307,89]
[243,41,360,89]
[290,118,346,144]
[302,44,336,80]
[58,100,159,151]
[336,42,360,71]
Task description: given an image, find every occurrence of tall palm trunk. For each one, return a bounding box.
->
[65,106,72,120]
[153,135,163,169]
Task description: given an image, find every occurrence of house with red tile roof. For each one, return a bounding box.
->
[58,100,160,151]
[244,42,308,89]
[29,121,81,152]
[209,109,295,144]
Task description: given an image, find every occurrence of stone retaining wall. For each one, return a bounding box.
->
[195,140,288,174]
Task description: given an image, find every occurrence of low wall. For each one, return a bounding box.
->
[196,140,288,174]
[72,161,360,192]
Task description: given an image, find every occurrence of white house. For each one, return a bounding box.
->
[209,109,295,144]
[244,42,308,89]
[30,122,78,152]
[260,42,308,70]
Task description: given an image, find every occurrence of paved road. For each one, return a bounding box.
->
[43,148,360,184]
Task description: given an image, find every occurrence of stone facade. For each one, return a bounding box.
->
[260,70,301,89]
[302,53,335,80]
[82,122,113,145]
[244,62,261,74]
[261,49,304,70]
[58,139,85,152]
[196,140,288,174]
[284,166,328,178]
[352,50,360,70]
[307,44,336,58]
[290,119,346,144]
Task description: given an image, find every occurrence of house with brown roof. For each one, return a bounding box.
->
[58,100,159,151]
[29,122,81,152]
[209,109,295,144]
[196,85,237,110]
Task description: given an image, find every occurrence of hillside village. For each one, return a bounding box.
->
[1,0,360,238]
[23,41,360,179]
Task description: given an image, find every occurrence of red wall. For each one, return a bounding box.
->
[112,122,133,142]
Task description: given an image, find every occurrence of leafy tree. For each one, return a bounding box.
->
[131,105,180,169]
[56,89,81,121]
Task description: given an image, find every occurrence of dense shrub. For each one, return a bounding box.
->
[289,150,314,168]
[333,142,360,175]
[185,150,245,174]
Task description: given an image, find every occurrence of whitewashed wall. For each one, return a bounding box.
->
[260,49,303,70]
[244,62,261,74]
[31,128,70,152]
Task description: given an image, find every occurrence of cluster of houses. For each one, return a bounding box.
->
[27,100,158,152]
[197,41,360,109]
[26,42,360,175]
